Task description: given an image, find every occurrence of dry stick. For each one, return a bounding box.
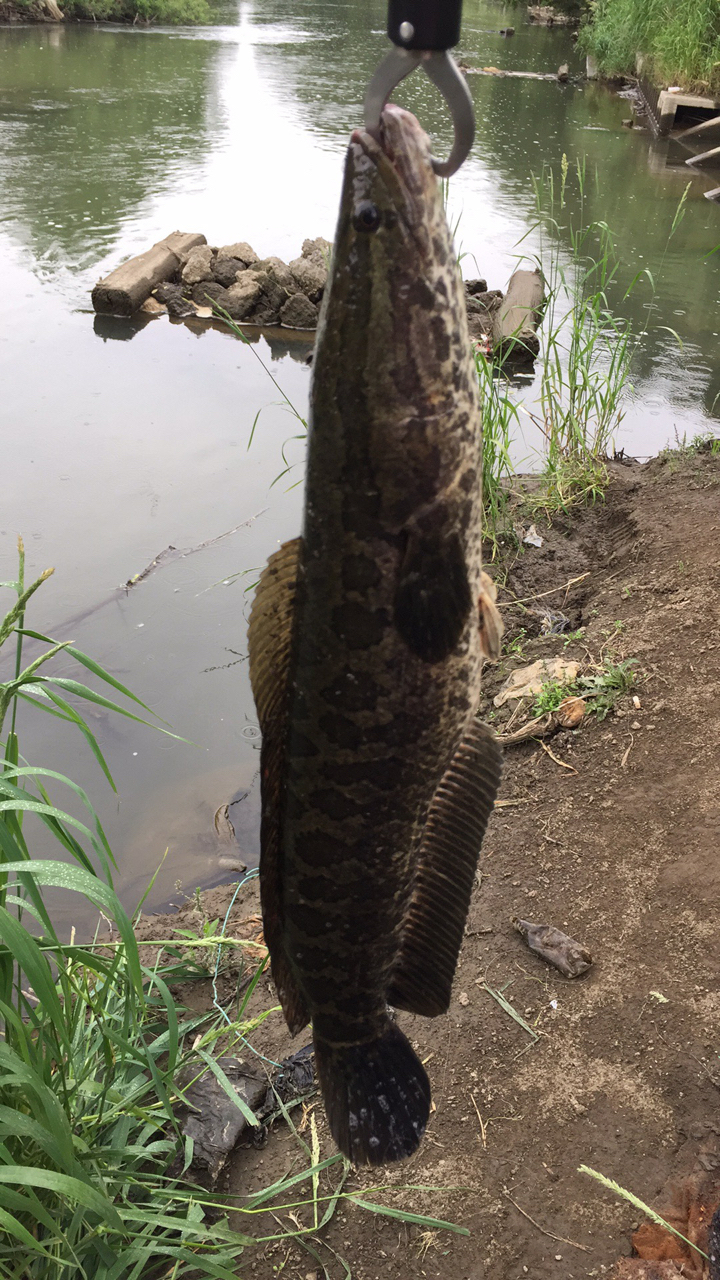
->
[621,734,634,768]
[470,1094,487,1149]
[503,1192,591,1253]
[498,713,553,745]
[499,573,591,609]
[538,739,578,774]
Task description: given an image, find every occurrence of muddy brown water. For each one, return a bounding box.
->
[0,0,718,929]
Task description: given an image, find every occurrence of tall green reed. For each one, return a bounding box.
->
[520,156,646,510]
[0,546,467,1275]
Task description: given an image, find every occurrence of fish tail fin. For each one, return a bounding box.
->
[313,1021,431,1166]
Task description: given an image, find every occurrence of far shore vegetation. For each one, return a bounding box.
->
[7,0,212,24]
[548,0,720,96]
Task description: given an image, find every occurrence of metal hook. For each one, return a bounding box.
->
[363,47,475,178]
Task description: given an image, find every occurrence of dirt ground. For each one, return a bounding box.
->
[141,449,720,1280]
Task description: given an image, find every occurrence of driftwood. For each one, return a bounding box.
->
[466,67,560,81]
[686,145,720,169]
[492,267,544,362]
[92,231,206,317]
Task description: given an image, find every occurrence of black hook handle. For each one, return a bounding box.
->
[387,0,463,51]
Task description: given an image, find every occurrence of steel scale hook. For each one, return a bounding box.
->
[363,0,475,178]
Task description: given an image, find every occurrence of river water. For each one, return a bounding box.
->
[1,0,718,926]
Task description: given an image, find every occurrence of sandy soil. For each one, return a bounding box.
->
[140,449,720,1280]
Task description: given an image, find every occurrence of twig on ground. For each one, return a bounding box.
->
[500,573,590,609]
[494,798,534,808]
[470,1094,487,1148]
[503,1191,591,1253]
[621,734,634,767]
[499,713,553,745]
[538,739,578,773]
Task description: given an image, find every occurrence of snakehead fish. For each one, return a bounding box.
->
[248,104,503,1166]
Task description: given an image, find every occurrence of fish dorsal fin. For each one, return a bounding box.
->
[388,718,502,1018]
[248,537,310,1035]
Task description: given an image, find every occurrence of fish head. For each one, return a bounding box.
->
[312,105,476,531]
[340,104,448,295]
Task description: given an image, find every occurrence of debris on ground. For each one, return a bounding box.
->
[174,1044,316,1184]
[555,695,586,727]
[513,918,593,978]
[494,658,580,707]
[533,605,572,635]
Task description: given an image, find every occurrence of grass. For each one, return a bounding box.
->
[531,657,638,721]
[580,0,720,95]
[579,1166,708,1265]
[474,348,519,552]
[520,156,643,514]
[659,428,720,466]
[0,543,469,1275]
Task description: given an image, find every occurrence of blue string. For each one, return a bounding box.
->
[212,866,281,1069]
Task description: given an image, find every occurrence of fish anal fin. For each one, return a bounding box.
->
[388,718,502,1017]
[248,538,310,1035]
[394,502,472,665]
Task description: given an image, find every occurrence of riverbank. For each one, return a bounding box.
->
[139,445,720,1278]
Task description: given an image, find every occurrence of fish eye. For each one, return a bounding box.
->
[353,201,382,233]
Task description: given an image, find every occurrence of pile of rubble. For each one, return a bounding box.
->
[91,231,544,364]
[155,236,331,328]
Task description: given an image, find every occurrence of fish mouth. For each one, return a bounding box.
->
[351,105,436,226]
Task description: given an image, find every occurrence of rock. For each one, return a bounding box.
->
[288,256,327,302]
[250,269,287,313]
[191,280,229,309]
[217,241,259,267]
[557,63,569,82]
[249,300,281,326]
[499,26,514,36]
[225,274,263,320]
[152,281,196,319]
[181,245,215,286]
[466,292,503,342]
[301,236,332,267]
[256,256,295,292]
[280,292,318,329]
[465,277,489,295]
[213,257,246,288]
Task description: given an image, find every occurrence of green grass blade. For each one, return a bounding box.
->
[346,1195,470,1234]
[0,1167,123,1230]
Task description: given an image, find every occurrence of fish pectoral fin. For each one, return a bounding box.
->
[478,570,505,662]
[248,537,310,1036]
[388,717,502,1018]
[394,502,472,665]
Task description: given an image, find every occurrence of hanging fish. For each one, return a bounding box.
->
[248,105,502,1166]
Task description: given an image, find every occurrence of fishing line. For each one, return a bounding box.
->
[212,866,282,1068]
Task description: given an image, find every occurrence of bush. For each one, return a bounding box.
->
[581,0,720,94]
[58,0,210,22]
